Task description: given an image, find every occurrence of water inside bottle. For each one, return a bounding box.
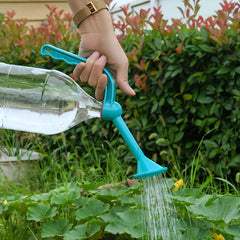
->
[0,63,102,135]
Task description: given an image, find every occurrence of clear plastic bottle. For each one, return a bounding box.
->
[0,63,102,135]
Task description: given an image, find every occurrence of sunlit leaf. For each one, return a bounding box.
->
[187,196,240,224]
[75,198,110,221]
[105,209,143,238]
[42,219,73,237]
[63,223,87,240]
[27,204,57,222]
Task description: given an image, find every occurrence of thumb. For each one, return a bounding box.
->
[116,65,135,96]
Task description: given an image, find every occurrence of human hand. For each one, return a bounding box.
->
[72,10,135,100]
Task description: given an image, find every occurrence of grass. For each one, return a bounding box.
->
[0,127,238,195]
[0,128,133,193]
[0,129,239,240]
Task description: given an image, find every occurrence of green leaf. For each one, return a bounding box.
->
[42,219,73,238]
[149,133,158,140]
[174,132,184,143]
[223,224,240,237]
[182,227,208,240]
[167,97,174,105]
[203,140,218,149]
[231,66,240,77]
[190,58,198,67]
[96,187,129,203]
[172,195,199,206]
[151,102,158,113]
[187,72,206,84]
[228,154,240,168]
[29,193,50,202]
[156,138,170,146]
[199,44,215,53]
[100,206,129,223]
[180,80,186,93]
[232,89,240,97]
[63,223,87,240]
[51,188,80,205]
[197,95,214,104]
[27,204,57,222]
[86,223,101,238]
[209,148,220,159]
[105,209,143,239]
[159,97,165,107]
[200,28,209,42]
[187,196,240,224]
[216,67,230,75]
[75,198,110,221]
[63,223,100,240]
[51,193,68,205]
[183,94,192,101]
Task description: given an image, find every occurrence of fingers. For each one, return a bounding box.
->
[88,55,107,87]
[80,51,100,83]
[95,74,107,100]
[73,62,85,81]
[72,50,135,101]
[72,51,107,100]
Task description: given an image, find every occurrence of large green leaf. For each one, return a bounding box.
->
[105,209,143,239]
[182,227,208,240]
[95,187,130,203]
[222,224,240,237]
[63,223,100,240]
[75,198,110,221]
[100,206,129,223]
[27,203,57,222]
[187,196,240,224]
[51,188,80,205]
[63,223,87,240]
[41,219,73,238]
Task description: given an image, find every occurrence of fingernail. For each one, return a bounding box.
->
[92,51,100,59]
[99,55,107,63]
[129,87,136,95]
[78,62,85,69]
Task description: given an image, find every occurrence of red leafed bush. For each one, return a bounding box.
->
[0,5,80,65]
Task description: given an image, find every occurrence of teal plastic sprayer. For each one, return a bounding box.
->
[41,44,167,179]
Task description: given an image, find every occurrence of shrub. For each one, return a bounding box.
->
[113,0,240,185]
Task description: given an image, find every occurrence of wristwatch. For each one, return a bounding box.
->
[73,0,108,28]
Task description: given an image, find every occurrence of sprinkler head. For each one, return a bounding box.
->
[134,156,168,179]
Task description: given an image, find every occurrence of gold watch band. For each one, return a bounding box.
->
[73,0,108,28]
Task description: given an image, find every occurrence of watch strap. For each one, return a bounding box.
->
[73,1,108,28]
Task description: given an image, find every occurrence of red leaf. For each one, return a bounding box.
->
[175,41,184,54]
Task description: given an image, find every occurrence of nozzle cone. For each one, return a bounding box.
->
[134,156,168,179]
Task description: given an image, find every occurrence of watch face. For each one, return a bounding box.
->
[87,2,97,14]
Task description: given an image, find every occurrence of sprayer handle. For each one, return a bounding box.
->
[41,44,116,105]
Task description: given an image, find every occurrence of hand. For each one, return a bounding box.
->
[73,51,108,100]
[72,10,135,100]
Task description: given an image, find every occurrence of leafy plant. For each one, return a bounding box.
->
[0,182,143,239]
[1,0,240,186]
[0,181,239,239]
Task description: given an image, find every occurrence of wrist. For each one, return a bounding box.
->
[78,9,115,36]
